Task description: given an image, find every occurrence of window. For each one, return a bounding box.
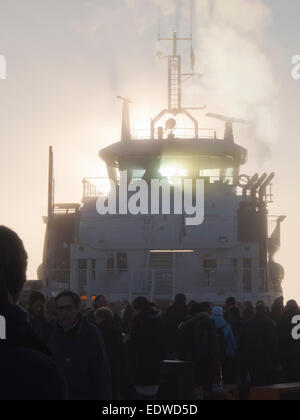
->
[203,259,217,287]
[78,259,87,270]
[224,168,234,184]
[106,253,128,272]
[106,255,115,271]
[231,258,238,273]
[117,253,128,272]
[132,169,146,179]
[199,169,220,182]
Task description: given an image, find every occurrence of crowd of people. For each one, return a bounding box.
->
[1,226,300,401]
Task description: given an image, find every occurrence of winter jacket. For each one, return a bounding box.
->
[49,314,112,400]
[212,314,237,359]
[0,303,67,400]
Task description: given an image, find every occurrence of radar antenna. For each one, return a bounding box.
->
[206,113,250,143]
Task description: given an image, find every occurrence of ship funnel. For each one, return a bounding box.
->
[206,113,250,143]
[117,96,132,142]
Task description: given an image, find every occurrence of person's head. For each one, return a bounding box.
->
[0,226,28,304]
[228,305,241,322]
[187,300,197,315]
[255,302,267,317]
[244,301,254,310]
[285,300,299,316]
[94,307,114,326]
[212,306,224,318]
[174,294,186,305]
[225,297,236,309]
[132,296,152,314]
[273,296,284,308]
[198,302,212,315]
[55,291,80,330]
[28,291,46,318]
[94,294,108,310]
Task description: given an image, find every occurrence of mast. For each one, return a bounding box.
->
[158,31,196,111]
[46,146,55,288]
[152,30,204,139]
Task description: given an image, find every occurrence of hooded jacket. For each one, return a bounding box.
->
[212,308,237,359]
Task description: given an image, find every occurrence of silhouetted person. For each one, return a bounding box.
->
[224,297,236,322]
[28,291,54,345]
[162,294,187,358]
[212,307,237,385]
[270,297,284,326]
[0,226,67,400]
[238,303,277,386]
[277,300,300,383]
[242,301,254,322]
[178,303,220,393]
[49,291,112,400]
[127,297,165,400]
[122,303,134,334]
[86,294,123,331]
[227,305,244,347]
[94,307,125,400]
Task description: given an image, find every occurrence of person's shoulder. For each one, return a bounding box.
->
[82,316,104,341]
[0,346,68,400]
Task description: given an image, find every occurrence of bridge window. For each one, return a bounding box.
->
[106,253,128,272]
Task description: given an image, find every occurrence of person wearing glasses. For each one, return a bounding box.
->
[49,290,112,400]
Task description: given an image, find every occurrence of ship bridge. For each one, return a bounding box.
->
[43,31,285,306]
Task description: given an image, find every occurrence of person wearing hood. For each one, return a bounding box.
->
[212,307,237,359]
[212,306,237,385]
[0,226,67,400]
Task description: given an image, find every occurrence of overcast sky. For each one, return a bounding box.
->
[0,0,299,301]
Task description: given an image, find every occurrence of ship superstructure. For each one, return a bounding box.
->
[41,32,285,306]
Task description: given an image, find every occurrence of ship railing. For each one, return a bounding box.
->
[73,268,267,301]
[82,175,271,200]
[48,267,268,300]
[82,176,241,200]
[50,269,70,291]
[132,127,216,140]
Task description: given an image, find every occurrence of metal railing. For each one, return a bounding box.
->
[48,268,267,300]
[131,127,217,140]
